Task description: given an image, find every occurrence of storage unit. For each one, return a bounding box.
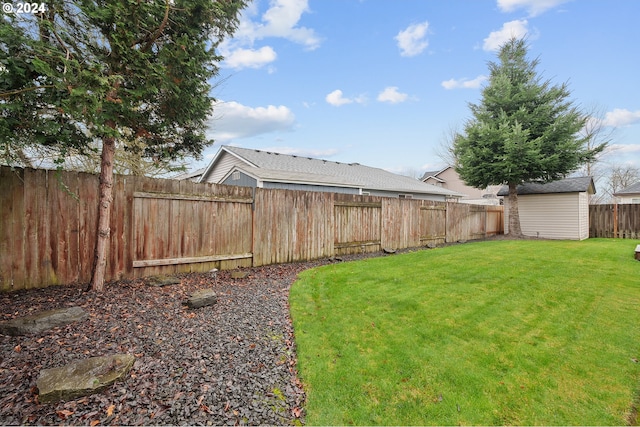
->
[498,177,595,240]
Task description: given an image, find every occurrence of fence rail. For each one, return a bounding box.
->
[589,204,640,239]
[0,166,503,291]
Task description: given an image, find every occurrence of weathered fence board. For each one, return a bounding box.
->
[1,166,505,291]
[333,193,382,255]
[131,180,254,277]
[381,198,421,250]
[590,204,640,239]
[253,188,334,266]
[486,206,504,237]
[419,202,447,246]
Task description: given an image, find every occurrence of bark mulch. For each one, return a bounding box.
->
[0,261,338,426]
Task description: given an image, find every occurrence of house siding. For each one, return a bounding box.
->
[616,195,640,204]
[504,193,586,240]
[205,152,247,184]
[365,189,447,201]
[221,170,257,187]
[438,168,485,199]
[264,182,359,194]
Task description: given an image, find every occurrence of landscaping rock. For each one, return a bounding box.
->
[145,275,181,287]
[36,354,135,403]
[230,270,250,279]
[0,306,88,336]
[383,247,397,254]
[183,288,217,309]
[426,242,437,249]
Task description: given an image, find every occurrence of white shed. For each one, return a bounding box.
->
[497,177,595,240]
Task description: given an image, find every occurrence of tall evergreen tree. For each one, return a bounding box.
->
[0,0,247,290]
[453,38,605,236]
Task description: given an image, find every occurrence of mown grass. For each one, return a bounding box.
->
[290,239,640,425]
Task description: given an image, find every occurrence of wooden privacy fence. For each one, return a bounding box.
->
[0,166,503,291]
[589,204,640,239]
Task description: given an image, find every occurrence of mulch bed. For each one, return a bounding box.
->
[0,261,335,426]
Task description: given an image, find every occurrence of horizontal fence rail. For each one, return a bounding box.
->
[0,166,504,291]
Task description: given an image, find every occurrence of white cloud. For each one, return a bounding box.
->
[219,0,322,70]
[325,90,366,107]
[601,108,640,127]
[231,0,321,50]
[208,100,296,142]
[223,46,277,69]
[441,75,487,90]
[377,86,409,104]
[483,20,529,51]
[325,90,352,106]
[260,0,321,48]
[497,0,570,17]
[395,21,430,57]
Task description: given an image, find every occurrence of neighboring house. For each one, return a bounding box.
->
[172,168,205,182]
[421,166,501,205]
[194,145,463,201]
[613,181,640,204]
[497,176,595,240]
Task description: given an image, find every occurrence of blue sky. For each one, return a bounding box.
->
[190,0,640,178]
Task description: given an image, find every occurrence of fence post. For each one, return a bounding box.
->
[613,202,618,238]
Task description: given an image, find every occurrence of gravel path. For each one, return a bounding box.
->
[0,261,340,426]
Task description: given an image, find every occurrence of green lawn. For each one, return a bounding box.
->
[290,239,640,425]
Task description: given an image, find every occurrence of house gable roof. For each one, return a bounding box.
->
[173,167,205,180]
[496,176,596,196]
[203,145,463,197]
[421,166,452,182]
[613,181,640,196]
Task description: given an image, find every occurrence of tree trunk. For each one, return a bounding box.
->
[89,131,116,292]
[507,182,523,237]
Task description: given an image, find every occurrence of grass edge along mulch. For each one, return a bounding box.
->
[290,238,640,425]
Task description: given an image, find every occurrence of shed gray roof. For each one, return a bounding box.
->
[496,176,595,196]
[205,146,463,197]
[613,181,640,195]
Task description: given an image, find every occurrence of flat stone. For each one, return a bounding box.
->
[37,354,135,403]
[426,242,437,249]
[230,271,249,279]
[184,288,217,309]
[146,275,181,287]
[383,247,396,254]
[0,306,88,336]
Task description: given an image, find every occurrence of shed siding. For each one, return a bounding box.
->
[578,192,589,240]
[504,193,585,240]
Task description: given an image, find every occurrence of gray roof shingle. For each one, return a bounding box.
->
[496,176,595,196]
[614,181,640,195]
[221,146,462,197]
